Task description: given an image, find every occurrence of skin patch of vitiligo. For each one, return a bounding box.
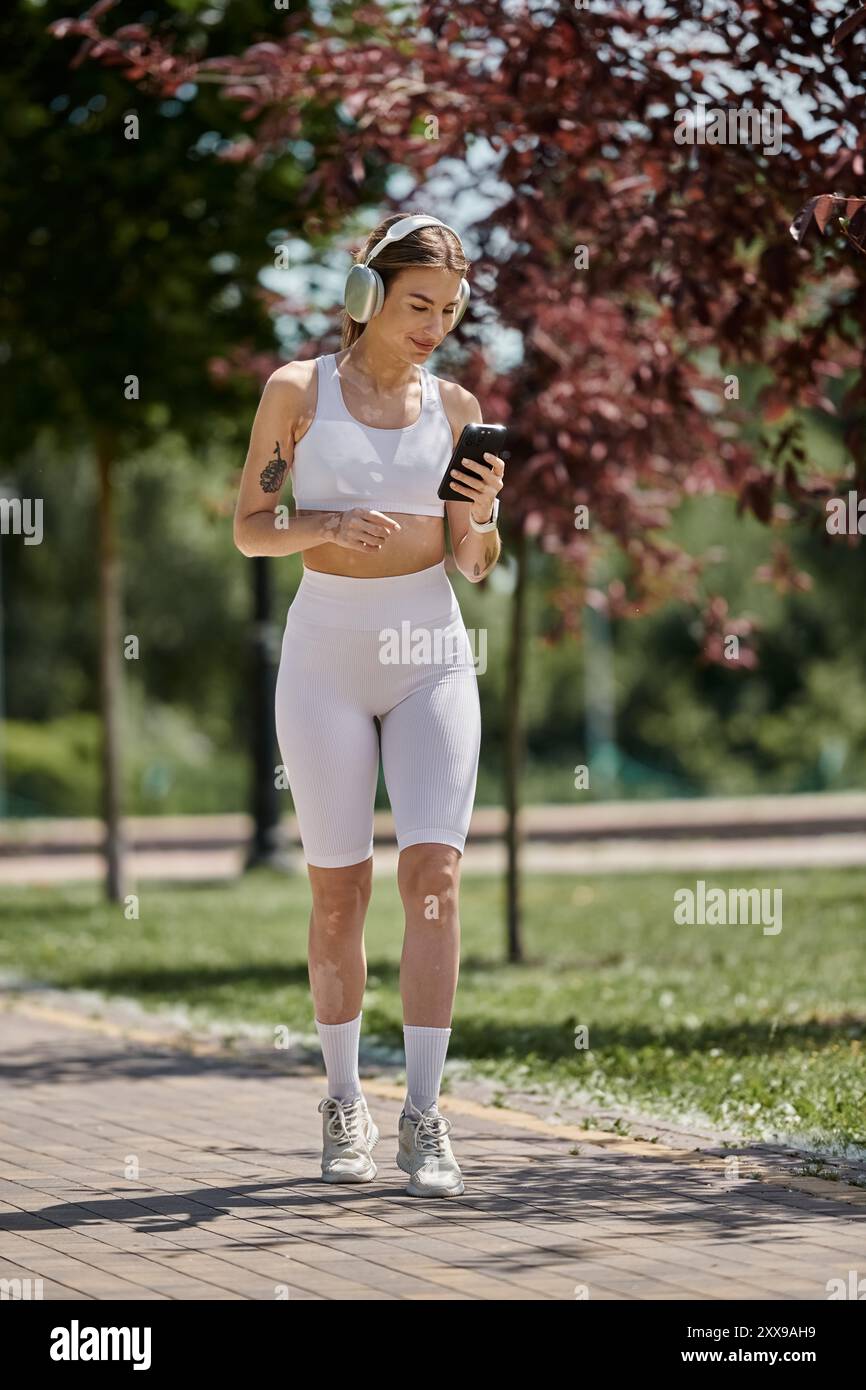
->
[309,955,346,1015]
[259,439,288,493]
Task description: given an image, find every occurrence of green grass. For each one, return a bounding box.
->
[1,868,864,1155]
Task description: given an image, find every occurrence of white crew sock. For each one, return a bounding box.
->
[315,1011,363,1103]
[403,1024,451,1118]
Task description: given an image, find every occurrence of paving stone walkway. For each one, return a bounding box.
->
[1,999,863,1301]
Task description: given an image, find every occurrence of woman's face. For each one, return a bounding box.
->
[379,265,464,359]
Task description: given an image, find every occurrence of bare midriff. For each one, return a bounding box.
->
[297,510,446,577]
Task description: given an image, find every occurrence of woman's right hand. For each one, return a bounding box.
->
[326,508,402,552]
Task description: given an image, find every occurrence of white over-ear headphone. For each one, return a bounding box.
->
[344,214,470,327]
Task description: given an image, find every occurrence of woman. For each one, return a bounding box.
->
[233,213,505,1197]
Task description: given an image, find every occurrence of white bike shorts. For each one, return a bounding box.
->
[275,559,481,868]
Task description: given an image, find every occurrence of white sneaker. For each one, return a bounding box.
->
[317,1094,379,1183]
[397,1105,464,1197]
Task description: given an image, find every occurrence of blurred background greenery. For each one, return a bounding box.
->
[4,392,865,818]
[3,0,864,825]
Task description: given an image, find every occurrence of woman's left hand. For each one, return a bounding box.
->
[450,451,505,523]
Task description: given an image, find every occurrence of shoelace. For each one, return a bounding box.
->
[318,1096,366,1147]
[413,1109,453,1156]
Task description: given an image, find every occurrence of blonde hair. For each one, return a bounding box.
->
[340,211,470,349]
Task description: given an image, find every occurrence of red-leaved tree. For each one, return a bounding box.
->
[52,0,866,953]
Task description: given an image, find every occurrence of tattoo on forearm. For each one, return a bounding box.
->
[259,440,288,493]
[473,542,500,578]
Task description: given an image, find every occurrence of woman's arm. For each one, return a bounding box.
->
[233,365,402,558]
[233,366,334,557]
[441,384,503,583]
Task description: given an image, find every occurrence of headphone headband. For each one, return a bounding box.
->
[364,215,465,267]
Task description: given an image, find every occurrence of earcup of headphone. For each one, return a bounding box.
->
[344,264,385,323]
[452,277,470,329]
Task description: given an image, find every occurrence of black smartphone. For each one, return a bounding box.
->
[437,423,508,503]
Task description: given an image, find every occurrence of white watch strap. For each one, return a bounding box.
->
[469,496,500,532]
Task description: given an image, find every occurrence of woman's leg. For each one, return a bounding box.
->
[380,664,480,1121]
[393,843,467,1195]
[307,857,373,1026]
[396,843,461,1118]
[275,617,380,1104]
[309,858,373,1106]
[396,842,462,1029]
[308,860,380,1181]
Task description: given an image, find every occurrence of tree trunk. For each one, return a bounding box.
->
[96,431,129,902]
[583,554,618,796]
[503,526,527,963]
[245,556,289,870]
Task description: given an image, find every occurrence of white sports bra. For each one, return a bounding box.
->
[291,353,454,517]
